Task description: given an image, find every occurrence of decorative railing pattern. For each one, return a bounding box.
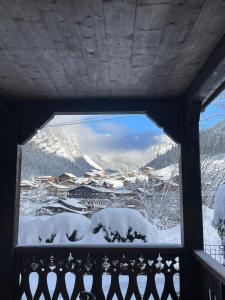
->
[194,250,225,300]
[14,246,182,300]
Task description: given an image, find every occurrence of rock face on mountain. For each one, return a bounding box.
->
[22,119,225,180]
[21,127,103,179]
[21,124,162,179]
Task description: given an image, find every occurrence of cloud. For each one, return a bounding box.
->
[70,123,159,156]
[47,115,162,161]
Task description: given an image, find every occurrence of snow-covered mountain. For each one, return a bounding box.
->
[21,122,186,180]
[21,127,103,179]
[22,125,163,179]
[147,119,225,170]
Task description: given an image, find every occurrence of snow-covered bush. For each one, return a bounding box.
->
[90,208,158,243]
[19,213,90,244]
[213,184,225,244]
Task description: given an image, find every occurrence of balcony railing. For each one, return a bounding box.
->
[194,250,225,300]
[204,245,225,265]
[14,245,183,300]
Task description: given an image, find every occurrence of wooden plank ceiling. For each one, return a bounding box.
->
[0,0,225,101]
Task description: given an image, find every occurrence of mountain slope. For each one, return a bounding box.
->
[147,119,225,170]
[21,127,103,179]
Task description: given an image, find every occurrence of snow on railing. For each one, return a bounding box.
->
[204,245,225,266]
[194,250,225,300]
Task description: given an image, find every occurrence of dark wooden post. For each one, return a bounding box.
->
[0,107,20,300]
[179,102,203,299]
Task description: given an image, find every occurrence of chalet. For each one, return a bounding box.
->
[58,172,77,183]
[20,180,36,197]
[60,179,76,188]
[40,203,87,215]
[67,185,113,200]
[80,198,109,212]
[20,179,36,190]
[38,197,87,216]
[37,176,56,184]
[58,198,87,212]
[45,182,69,198]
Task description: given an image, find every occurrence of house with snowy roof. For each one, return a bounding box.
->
[67,185,113,200]
[41,202,88,216]
[60,179,77,189]
[37,175,56,184]
[20,180,37,198]
[45,182,70,199]
[58,172,77,183]
[41,197,88,216]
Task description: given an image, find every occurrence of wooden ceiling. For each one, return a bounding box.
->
[1,0,225,101]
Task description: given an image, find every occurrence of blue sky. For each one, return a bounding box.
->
[200,92,225,128]
[50,91,225,134]
[48,114,163,155]
[47,93,224,156]
[50,114,162,134]
[86,114,162,134]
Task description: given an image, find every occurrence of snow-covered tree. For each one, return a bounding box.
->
[20,183,55,216]
[19,213,90,244]
[90,208,158,243]
[138,177,180,229]
[213,184,225,245]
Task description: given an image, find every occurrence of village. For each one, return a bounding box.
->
[20,166,180,227]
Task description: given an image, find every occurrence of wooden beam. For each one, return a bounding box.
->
[185,33,225,107]
[16,96,177,113]
[179,101,203,300]
[17,96,183,143]
[18,112,53,144]
[146,100,182,143]
[0,108,20,300]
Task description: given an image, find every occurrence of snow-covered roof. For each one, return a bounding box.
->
[114,189,133,195]
[60,198,87,209]
[140,166,155,171]
[47,182,69,189]
[20,180,36,187]
[44,203,87,214]
[59,172,77,178]
[61,179,76,184]
[69,184,113,193]
[104,179,124,188]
